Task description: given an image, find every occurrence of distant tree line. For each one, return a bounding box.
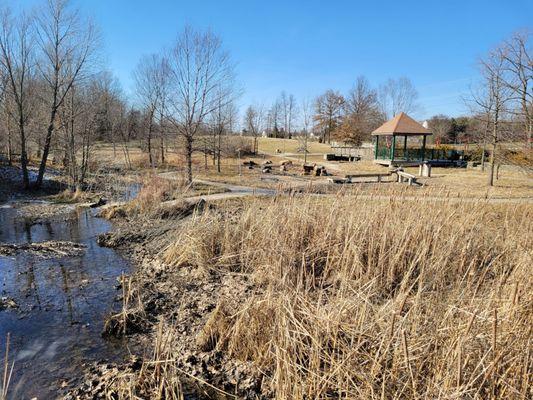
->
[0,0,529,187]
[242,76,421,148]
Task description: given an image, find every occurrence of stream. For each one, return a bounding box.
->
[0,197,136,398]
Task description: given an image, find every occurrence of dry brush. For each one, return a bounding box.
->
[159,193,532,399]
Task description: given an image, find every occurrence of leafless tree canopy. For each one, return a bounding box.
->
[133,54,170,167]
[34,0,98,188]
[243,104,264,154]
[334,76,384,145]
[166,26,237,182]
[313,90,345,143]
[379,77,419,119]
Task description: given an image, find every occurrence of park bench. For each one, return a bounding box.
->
[345,173,391,183]
[396,170,421,186]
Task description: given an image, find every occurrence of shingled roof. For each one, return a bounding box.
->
[372,112,432,136]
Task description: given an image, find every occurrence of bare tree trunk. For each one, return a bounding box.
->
[159,109,165,165]
[488,148,495,186]
[18,112,29,189]
[487,122,497,187]
[481,118,490,172]
[217,129,222,173]
[147,114,154,167]
[6,117,13,166]
[186,134,193,184]
[212,130,216,165]
[35,109,57,188]
[204,138,208,170]
[160,135,165,165]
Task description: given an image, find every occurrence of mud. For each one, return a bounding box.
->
[66,204,268,399]
[0,240,86,257]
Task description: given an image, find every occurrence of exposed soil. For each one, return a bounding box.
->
[0,240,86,257]
[66,202,268,399]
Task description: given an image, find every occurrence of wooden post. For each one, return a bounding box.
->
[404,135,408,160]
[374,136,379,159]
[421,135,427,161]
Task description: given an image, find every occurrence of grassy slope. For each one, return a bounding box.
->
[257,137,332,154]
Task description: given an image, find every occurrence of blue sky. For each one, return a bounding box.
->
[8,0,533,119]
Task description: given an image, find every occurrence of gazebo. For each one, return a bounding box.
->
[372,112,432,166]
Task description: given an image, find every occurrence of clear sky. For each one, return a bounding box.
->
[7,0,533,119]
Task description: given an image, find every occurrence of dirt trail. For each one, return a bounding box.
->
[100,171,533,208]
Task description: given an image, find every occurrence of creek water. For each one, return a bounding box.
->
[0,201,134,399]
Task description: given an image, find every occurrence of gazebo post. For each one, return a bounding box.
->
[422,135,427,161]
[375,136,379,159]
[403,135,408,160]
[391,135,396,162]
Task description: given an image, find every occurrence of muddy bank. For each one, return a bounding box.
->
[66,200,267,399]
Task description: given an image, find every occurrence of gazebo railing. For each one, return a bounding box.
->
[375,147,463,161]
[393,148,424,160]
[376,147,391,159]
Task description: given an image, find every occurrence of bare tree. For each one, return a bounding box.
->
[313,90,344,143]
[427,114,453,144]
[133,54,170,167]
[243,104,263,154]
[267,99,283,138]
[34,0,97,189]
[299,97,312,164]
[334,76,383,145]
[210,88,236,173]
[280,91,297,139]
[166,26,236,183]
[0,9,34,188]
[57,79,101,188]
[471,50,511,186]
[497,31,532,149]
[378,77,419,119]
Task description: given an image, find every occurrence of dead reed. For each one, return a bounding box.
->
[103,274,146,338]
[1,334,14,400]
[161,192,532,399]
[104,321,184,400]
[101,174,190,219]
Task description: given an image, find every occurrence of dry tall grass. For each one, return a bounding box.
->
[104,321,184,400]
[102,174,189,219]
[162,194,532,399]
[1,334,13,400]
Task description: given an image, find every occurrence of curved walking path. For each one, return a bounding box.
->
[97,170,532,209]
[156,172,533,206]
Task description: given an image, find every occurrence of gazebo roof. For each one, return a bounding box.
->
[372,112,432,136]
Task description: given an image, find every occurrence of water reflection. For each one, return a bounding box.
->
[0,204,132,399]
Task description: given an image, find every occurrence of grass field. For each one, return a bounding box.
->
[257,137,332,154]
